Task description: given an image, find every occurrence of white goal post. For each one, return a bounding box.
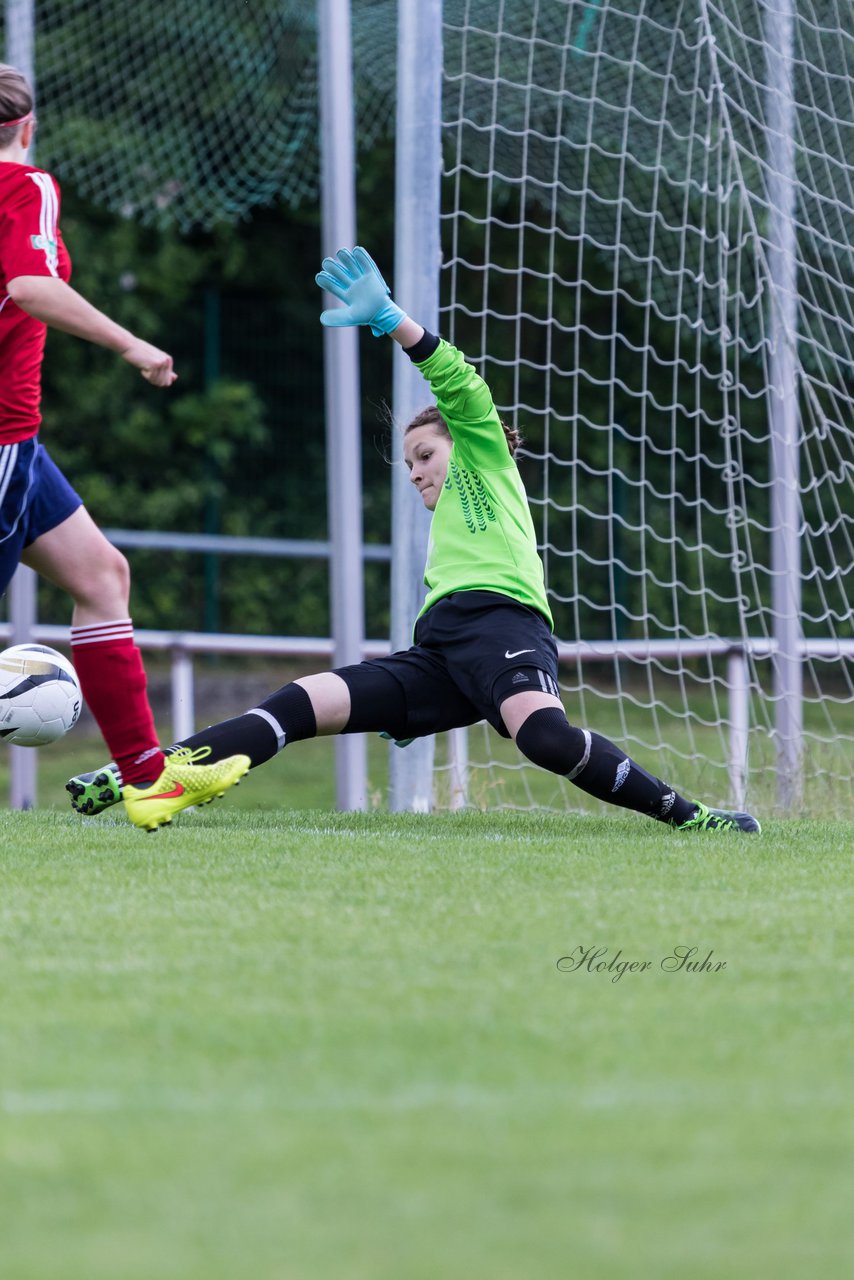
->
[398,0,854,819]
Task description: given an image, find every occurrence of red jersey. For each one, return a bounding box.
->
[0,162,72,443]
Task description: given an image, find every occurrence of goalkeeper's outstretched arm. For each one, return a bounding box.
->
[315,245,423,349]
[316,245,508,458]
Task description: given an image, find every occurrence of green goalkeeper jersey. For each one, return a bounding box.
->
[413,339,553,628]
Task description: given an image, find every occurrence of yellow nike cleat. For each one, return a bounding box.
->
[122,746,251,832]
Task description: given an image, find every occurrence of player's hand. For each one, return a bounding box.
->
[119,337,177,387]
[315,246,406,337]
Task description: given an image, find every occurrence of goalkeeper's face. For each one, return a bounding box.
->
[404,424,452,511]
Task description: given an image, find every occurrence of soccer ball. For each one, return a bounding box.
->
[0,643,82,747]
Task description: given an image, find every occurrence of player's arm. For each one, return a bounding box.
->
[403,338,510,467]
[6,275,176,387]
[388,315,424,349]
[315,246,508,465]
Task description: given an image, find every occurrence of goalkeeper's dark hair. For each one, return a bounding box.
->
[405,405,523,457]
[0,65,33,150]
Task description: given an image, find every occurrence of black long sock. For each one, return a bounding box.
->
[514,708,696,824]
[571,730,695,823]
[175,682,317,767]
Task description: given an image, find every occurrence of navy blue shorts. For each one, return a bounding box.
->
[344,590,560,740]
[0,437,83,596]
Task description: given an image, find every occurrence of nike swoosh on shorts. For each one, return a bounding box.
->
[504,648,535,659]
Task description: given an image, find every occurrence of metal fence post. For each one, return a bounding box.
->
[8,566,38,810]
[390,0,443,812]
[727,648,750,811]
[317,0,368,811]
[764,0,803,812]
[171,648,196,743]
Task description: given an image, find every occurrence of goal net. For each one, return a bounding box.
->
[4,0,852,819]
[436,0,854,819]
[12,0,395,231]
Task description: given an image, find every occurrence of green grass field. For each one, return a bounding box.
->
[1,795,852,1279]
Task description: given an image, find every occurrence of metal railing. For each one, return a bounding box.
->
[2,618,766,814]
[5,533,853,812]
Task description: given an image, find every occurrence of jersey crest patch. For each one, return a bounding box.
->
[30,233,58,255]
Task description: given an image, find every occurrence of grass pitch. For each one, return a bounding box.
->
[0,804,852,1280]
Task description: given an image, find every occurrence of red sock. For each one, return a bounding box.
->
[70,619,165,787]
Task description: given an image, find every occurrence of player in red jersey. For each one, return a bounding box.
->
[0,65,248,828]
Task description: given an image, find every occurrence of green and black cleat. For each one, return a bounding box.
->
[66,763,122,815]
[677,801,760,834]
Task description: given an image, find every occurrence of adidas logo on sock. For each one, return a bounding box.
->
[612,758,631,792]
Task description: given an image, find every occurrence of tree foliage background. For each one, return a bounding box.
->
[2,0,398,639]
[33,185,396,638]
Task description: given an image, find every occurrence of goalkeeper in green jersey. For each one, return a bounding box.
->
[67,247,759,834]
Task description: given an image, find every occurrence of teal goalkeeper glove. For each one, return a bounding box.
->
[315,246,406,337]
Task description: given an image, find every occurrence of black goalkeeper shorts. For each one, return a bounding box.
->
[341,590,559,741]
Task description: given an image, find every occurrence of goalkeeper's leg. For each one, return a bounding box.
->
[68,663,415,812]
[505,694,759,832]
[173,664,414,762]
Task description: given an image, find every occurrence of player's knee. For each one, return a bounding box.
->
[110,547,131,597]
[292,672,349,734]
[514,706,590,776]
[72,544,131,613]
[336,662,408,737]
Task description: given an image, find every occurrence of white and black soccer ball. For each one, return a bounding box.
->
[0,643,82,747]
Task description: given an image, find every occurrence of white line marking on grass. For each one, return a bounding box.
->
[3,1089,124,1114]
[3,1082,846,1116]
[289,822,539,845]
